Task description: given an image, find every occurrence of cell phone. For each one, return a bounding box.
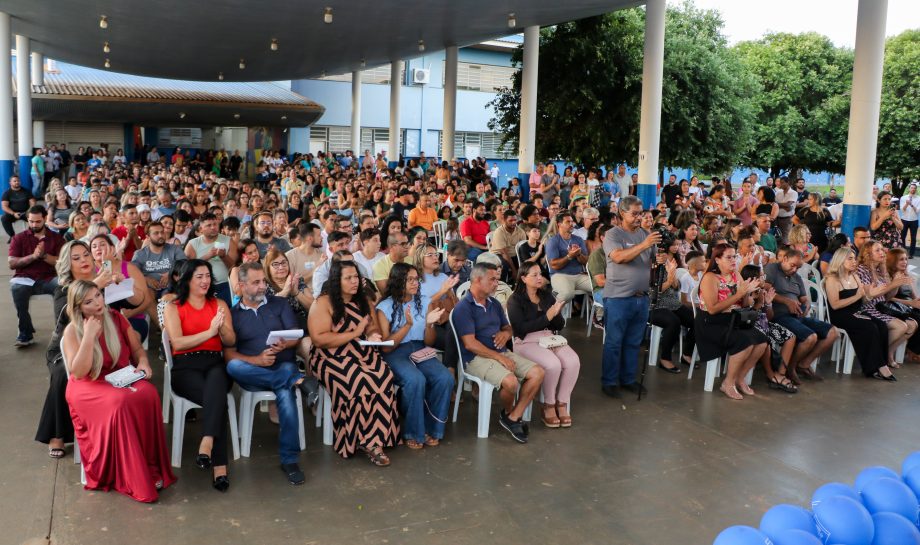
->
[102,260,112,272]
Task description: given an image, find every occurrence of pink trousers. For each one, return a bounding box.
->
[513,331,581,405]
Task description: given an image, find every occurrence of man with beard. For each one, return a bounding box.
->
[184,212,237,306]
[460,201,490,261]
[252,211,291,258]
[227,262,316,485]
[1,176,36,242]
[132,220,186,295]
[285,223,324,290]
[9,205,63,347]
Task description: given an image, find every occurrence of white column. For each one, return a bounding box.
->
[388,61,401,166]
[636,0,665,207]
[31,52,43,148]
[516,25,539,200]
[442,46,458,162]
[350,70,362,152]
[841,0,888,236]
[0,13,14,192]
[15,35,33,192]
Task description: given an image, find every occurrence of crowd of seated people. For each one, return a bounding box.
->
[8,151,919,502]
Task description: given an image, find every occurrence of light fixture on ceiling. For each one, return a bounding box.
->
[103,42,110,53]
[508,13,516,28]
[104,58,110,68]
[218,72,224,80]
[323,7,333,24]
[283,127,288,133]
[281,115,287,121]
[418,40,425,53]
[99,15,108,29]
[239,58,246,70]
[270,38,279,51]
[360,58,366,68]
[179,112,186,119]
[233,113,240,119]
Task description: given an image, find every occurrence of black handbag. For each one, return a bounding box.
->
[876,301,912,321]
[729,308,759,330]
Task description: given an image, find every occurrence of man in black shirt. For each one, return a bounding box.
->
[58,144,72,178]
[822,188,841,206]
[660,174,681,209]
[2,176,36,241]
[229,150,243,180]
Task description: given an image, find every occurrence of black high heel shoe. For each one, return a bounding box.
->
[872,371,897,382]
[212,475,230,492]
[196,453,212,470]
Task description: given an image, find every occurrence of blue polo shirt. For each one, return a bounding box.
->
[452,292,508,364]
[231,294,299,362]
[545,233,588,275]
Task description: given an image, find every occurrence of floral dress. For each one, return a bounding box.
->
[872,218,902,249]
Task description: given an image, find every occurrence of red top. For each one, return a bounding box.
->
[111,224,146,262]
[460,217,490,247]
[172,298,223,354]
[9,228,64,280]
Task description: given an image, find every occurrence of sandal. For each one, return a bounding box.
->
[541,403,561,428]
[719,384,743,400]
[889,361,902,369]
[556,402,572,428]
[405,439,424,450]
[424,435,440,447]
[797,366,824,381]
[681,355,700,370]
[737,383,755,396]
[48,447,65,459]
[767,376,797,394]
[362,445,391,467]
[784,365,802,386]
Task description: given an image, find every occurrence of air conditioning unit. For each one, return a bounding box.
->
[412,68,430,85]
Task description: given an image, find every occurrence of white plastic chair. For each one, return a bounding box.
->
[238,387,306,457]
[485,231,493,250]
[455,280,471,300]
[432,220,447,250]
[449,309,532,438]
[586,271,605,339]
[60,339,86,486]
[161,331,240,467]
[686,281,730,391]
[817,279,855,374]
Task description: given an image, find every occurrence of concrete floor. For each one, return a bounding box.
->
[2,253,919,545]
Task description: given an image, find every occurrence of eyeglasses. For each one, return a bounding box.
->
[406,277,420,284]
[423,252,438,258]
[270,261,289,269]
[393,241,409,247]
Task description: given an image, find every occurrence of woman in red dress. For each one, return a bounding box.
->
[61,279,175,503]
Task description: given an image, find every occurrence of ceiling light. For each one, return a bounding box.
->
[99,15,108,29]
[508,13,516,28]
[104,58,110,68]
[270,38,279,51]
[418,40,425,52]
[323,7,333,24]
[239,58,246,70]
[103,42,110,53]
[233,113,240,119]
[360,58,366,68]
[281,115,287,121]
[179,112,186,119]
[218,72,224,81]
[283,127,288,133]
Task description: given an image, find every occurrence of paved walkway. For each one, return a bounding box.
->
[2,247,918,545]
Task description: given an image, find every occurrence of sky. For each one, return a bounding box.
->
[686,0,919,47]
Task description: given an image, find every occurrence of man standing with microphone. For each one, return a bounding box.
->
[601,196,665,398]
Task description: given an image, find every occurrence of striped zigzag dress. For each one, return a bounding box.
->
[311,301,400,458]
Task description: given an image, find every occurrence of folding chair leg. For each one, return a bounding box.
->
[239,393,253,457]
[296,390,306,451]
[703,359,720,392]
[227,394,240,461]
[322,389,333,446]
[452,374,465,423]
[171,404,185,468]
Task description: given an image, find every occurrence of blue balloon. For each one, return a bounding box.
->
[813,495,875,545]
[905,452,920,478]
[856,466,900,492]
[861,477,920,524]
[713,525,771,545]
[904,466,920,504]
[771,529,823,545]
[761,504,819,540]
[813,482,860,509]
[871,512,920,545]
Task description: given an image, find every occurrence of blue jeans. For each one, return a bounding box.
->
[226,359,303,464]
[602,296,649,386]
[467,247,484,262]
[382,341,454,442]
[11,278,58,339]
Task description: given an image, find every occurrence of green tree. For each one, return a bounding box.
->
[877,29,920,196]
[488,2,755,172]
[733,33,853,178]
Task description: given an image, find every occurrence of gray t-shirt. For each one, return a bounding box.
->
[764,262,805,317]
[131,243,186,281]
[602,226,654,298]
[255,237,292,259]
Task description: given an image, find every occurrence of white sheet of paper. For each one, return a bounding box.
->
[10,277,36,286]
[266,329,304,346]
[104,278,135,305]
[358,340,395,347]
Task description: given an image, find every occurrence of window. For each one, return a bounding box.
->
[436,131,512,159]
[444,62,516,92]
[318,64,406,85]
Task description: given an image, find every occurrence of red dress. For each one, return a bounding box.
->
[65,310,176,502]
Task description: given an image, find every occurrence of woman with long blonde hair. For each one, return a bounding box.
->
[856,240,916,368]
[61,279,174,502]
